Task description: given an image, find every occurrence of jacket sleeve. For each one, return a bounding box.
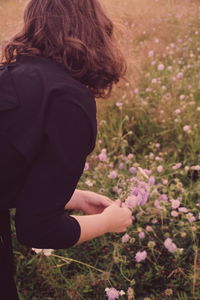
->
[15,95,94,249]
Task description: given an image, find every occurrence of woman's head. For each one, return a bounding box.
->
[1,0,126,97]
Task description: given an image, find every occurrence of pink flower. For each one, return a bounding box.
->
[119,163,124,169]
[129,167,137,174]
[148,176,156,186]
[158,63,165,71]
[179,95,185,100]
[177,72,183,79]
[171,210,179,217]
[186,213,196,223]
[98,149,107,161]
[105,287,120,300]
[152,78,157,84]
[162,179,168,185]
[164,238,177,253]
[172,163,182,170]
[125,196,138,208]
[159,194,168,202]
[146,225,153,232]
[84,162,89,171]
[175,109,181,114]
[171,199,181,209]
[183,125,191,132]
[108,171,118,179]
[135,250,147,262]
[157,165,164,172]
[139,232,145,239]
[192,165,200,171]
[148,50,154,57]
[121,233,130,243]
[178,207,188,213]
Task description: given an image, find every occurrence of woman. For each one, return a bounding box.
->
[0,0,132,298]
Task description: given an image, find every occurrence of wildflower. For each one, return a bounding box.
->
[135,250,147,262]
[155,156,162,161]
[167,66,172,71]
[122,233,131,243]
[130,183,150,206]
[172,163,182,170]
[171,210,179,217]
[171,199,181,209]
[119,290,126,296]
[158,63,165,71]
[116,102,123,108]
[179,95,185,100]
[108,171,118,179]
[180,232,187,238]
[146,225,153,232]
[164,238,177,253]
[105,287,120,300]
[165,289,173,296]
[157,165,164,172]
[127,287,135,300]
[84,162,89,171]
[125,196,138,208]
[86,179,94,187]
[32,248,54,256]
[192,165,200,171]
[148,241,156,248]
[160,194,168,202]
[129,167,137,174]
[186,213,196,223]
[148,50,154,57]
[139,232,145,239]
[176,72,183,79]
[183,125,191,132]
[98,149,107,162]
[119,163,124,169]
[151,78,157,84]
[134,88,139,94]
[127,153,134,160]
[143,169,152,175]
[162,179,168,185]
[175,109,181,114]
[148,176,155,186]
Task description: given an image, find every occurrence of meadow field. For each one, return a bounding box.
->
[1,0,200,299]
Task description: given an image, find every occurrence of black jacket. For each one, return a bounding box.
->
[0,55,97,249]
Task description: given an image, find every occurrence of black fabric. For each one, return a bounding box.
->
[0,210,19,300]
[0,55,97,249]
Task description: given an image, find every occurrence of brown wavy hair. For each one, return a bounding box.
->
[1,0,126,98]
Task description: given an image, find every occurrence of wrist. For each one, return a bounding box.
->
[65,189,86,210]
[100,211,110,234]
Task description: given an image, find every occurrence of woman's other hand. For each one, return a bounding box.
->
[65,189,114,214]
[78,190,114,214]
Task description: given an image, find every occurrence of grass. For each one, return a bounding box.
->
[1,0,200,299]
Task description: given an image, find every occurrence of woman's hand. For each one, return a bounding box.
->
[65,189,114,214]
[78,190,114,214]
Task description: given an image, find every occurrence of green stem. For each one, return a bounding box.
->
[192,245,198,296]
[51,254,105,274]
[119,263,132,283]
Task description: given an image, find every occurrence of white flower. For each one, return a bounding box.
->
[32,248,54,256]
[157,63,165,71]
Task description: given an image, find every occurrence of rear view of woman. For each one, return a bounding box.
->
[0,0,132,298]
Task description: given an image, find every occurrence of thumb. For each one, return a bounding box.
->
[115,199,122,206]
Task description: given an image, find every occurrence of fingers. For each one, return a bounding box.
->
[102,197,114,207]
